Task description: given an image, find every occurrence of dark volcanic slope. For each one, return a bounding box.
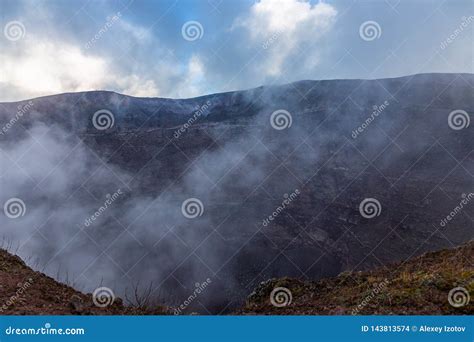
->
[0,73,473,312]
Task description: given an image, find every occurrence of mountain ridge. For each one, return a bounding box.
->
[1,73,473,134]
[2,72,473,104]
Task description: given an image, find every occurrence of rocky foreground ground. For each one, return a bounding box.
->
[240,241,473,315]
[0,249,167,315]
[0,241,472,315]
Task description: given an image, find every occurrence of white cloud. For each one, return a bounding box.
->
[148,54,207,99]
[0,0,205,102]
[1,36,160,100]
[118,20,153,43]
[0,38,108,100]
[235,0,337,78]
[0,31,206,101]
[116,75,160,97]
[177,55,206,98]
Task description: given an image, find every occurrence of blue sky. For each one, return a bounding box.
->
[1,0,473,101]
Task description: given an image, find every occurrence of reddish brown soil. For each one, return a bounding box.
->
[0,249,167,315]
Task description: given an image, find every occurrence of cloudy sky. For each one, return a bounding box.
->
[0,0,473,101]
